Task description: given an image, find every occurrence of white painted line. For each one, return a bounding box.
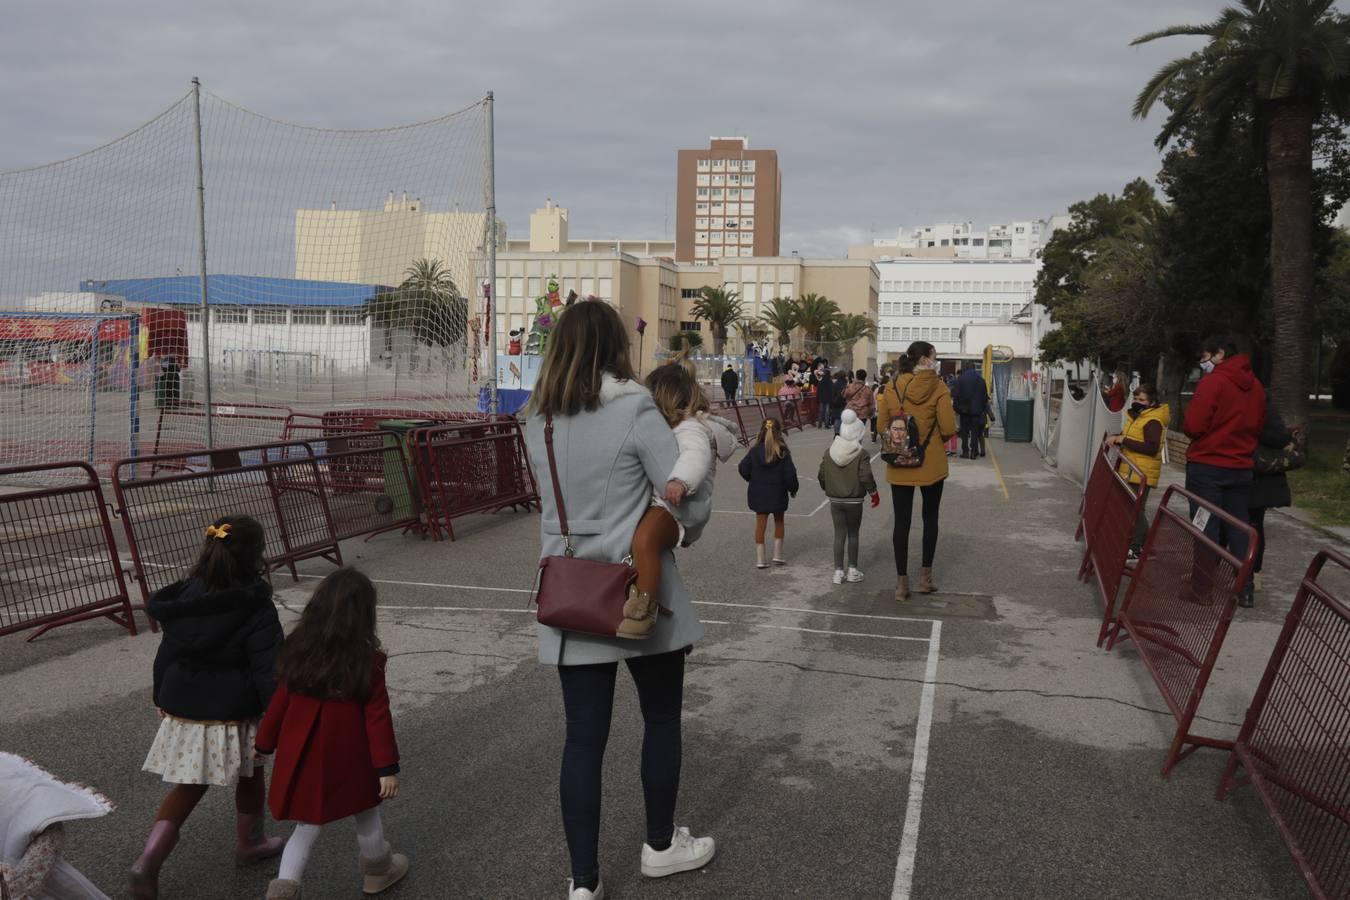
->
[696,600,936,626]
[725,622,930,643]
[892,620,941,899]
[297,574,532,594]
[712,498,829,518]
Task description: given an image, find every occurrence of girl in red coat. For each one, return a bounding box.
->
[255,568,408,899]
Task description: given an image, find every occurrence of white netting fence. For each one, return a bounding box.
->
[0,83,492,477]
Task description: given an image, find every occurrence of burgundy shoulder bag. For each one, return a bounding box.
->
[532,415,643,638]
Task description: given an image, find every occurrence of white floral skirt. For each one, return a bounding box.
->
[142,716,259,786]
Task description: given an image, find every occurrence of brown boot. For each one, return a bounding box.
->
[918,567,937,594]
[896,576,910,601]
[266,880,302,899]
[616,586,657,639]
[360,848,410,895]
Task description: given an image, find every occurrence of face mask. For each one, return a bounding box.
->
[1199,359,1215,375]
[1130,402,1146,414]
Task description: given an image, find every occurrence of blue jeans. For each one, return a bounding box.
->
[1183,462,1253,565]
[558,649,685,886]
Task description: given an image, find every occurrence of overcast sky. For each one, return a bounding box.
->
[0,0,1217,258]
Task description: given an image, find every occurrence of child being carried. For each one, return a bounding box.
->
[621,364,738,639]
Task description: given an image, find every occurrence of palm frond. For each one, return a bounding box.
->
[1134,55,1203,118]
[1131,23,1222,46]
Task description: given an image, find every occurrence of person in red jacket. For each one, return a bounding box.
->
[256,568,409,899]
[1182,334,1266,606]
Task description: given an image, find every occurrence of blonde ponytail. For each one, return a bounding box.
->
[758,417,789,462]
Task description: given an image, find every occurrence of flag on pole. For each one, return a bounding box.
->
[635,317,647,336]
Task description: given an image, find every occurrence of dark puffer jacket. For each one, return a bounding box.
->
[149,578,283,722]
[737,444,800,514]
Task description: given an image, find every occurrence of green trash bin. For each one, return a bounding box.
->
[376,420,434,516]
[1003,399,1034,443]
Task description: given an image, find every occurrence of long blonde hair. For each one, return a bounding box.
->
[757,417,789,462]
[528,301,637,417]
[645,361,709,428]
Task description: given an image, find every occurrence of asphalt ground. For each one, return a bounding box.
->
[0,423,1322,899]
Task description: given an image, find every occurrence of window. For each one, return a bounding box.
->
[213,308,247,324]
[697,159,710,171]
[697,188,710,199]
[711,218,724,229]
[740,247,752,257]
[711,203,725,215]
[726,203,739,216]
[740,233,753,245]
[911,303,921,316]
[742,189,755,201]
[292,309,327,325]
[681,288,701,299]
[727,189,740,200]
[695,246,710,259]
[741,202,755,215]
[679,320,702,331]
[597,278,612,299]
[712,160,725,171]
[253,308,286,325]
[743,160,755,172]
[728,159,741,170]
[695,232,708,244]
[696,203,709,213]
[973,238,984,247]
[528,277,541,296]
[711,174,725,186]
[712,188,724,200]
[332,309,362,325]
[185,308,201,322]
[697,174,710,187]
[696,217,709,228]
[983,303,993,316]
[940,239,950,247]
[729,174,740,185]
[743,174,755,186]
[742,217,754,229]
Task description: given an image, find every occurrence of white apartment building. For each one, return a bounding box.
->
[876,258,1040,362]
[855,217,1069,261]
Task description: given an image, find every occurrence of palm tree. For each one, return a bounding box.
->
[824,313,878,345]
[1131,0,1350,426]
[668,330,704,353]
[690,286,742,356]
[759,296,800,347]
[795,293,843,341]
[366,257,467,350]
[733,317,769,349]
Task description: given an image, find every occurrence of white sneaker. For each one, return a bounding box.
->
[640,826,715,878]
[832,569,845,585]
[567,878,604,899]
[847,567,865,583]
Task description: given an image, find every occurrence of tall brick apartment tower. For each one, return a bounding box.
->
[675,137,781,263]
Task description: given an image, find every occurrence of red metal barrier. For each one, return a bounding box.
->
[307,432,422,542]
[1111,485,1257,774]
[112,443,343,603]
[0,461,137,641]
[1217,550,1350,900]
[777,396,808,431]
[151,403,293,460]
[410,420,539,541]
[1082,451,1149,647]
[315,408,494,434]
[1076,437,1116,546]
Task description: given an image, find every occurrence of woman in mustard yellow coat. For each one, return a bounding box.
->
[875,341,957,601]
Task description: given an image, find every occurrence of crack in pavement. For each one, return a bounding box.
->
[692,654,1243,728]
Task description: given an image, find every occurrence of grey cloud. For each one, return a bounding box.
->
[2,0,1219,257]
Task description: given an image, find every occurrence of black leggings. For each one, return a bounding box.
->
[558,649,686,887]
[892,481,945,575]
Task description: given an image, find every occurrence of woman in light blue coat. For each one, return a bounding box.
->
[523,301,716,900]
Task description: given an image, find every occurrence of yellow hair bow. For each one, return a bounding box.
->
[205,523,232,540]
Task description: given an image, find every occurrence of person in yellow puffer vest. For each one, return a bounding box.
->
[1106,383,1170,559]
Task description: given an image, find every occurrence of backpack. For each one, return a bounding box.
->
[880,380,939,469]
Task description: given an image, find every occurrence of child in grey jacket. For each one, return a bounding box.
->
[818,410,879,584]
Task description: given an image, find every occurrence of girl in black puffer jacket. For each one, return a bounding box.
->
[129,515,285,900]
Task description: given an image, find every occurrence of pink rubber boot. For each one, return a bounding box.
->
[235,813,286,865]
[128,820,179,900]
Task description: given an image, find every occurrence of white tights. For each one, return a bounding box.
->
[277,807,387,883]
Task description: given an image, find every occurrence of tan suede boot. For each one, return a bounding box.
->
[359,848,409,895]
[918,567,937,594]
[616,586,657,639]
[896,576,911,601]
[266,879,302,899]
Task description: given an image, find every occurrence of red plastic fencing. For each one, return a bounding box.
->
[112,442,343,604]
[1075,437,1116,545]
[307,432,422,542]
[1111,485,1257,774]
[1218,550,1350,900]
[410,420,539,542]
[1080,449,1149,647]
[0,461,137,641]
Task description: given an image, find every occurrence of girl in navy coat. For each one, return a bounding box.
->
[738,417,800,568]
